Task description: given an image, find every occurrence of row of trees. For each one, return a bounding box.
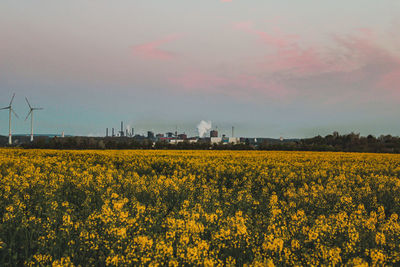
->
[10,132,400,153]
[296,132,400,153]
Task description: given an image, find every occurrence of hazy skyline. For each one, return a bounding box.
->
[1,1,399,138]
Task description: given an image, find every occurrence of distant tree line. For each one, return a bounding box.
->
[295,132,400,153]
[256,132,400,153]
[8,132,400,153]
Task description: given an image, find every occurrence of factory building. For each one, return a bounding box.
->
[119,121,124,137]
[226,137,240,144]
[169,138,198,144]
[210,136,240,144]
[105,121,134,138]
[147,131,155,139]
[168,139,185,144]
[210,130,218,137]
[210,137,221,144]
[178,133,187,140]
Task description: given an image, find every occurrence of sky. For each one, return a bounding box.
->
[1,0,399,138]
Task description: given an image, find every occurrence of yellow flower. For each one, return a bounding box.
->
[1,149,400,266]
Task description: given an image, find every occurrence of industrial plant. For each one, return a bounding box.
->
[1,93,291,147]
[103,120,242,146]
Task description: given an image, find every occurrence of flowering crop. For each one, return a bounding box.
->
[1,149,400,266]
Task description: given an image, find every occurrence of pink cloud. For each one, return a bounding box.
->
[132,35,180,60]
[170,71,290,100]
[378,67,400,98]
[235,23,400,79]
[234,22,332,76]
[333,30,400,96]
[234,21,298,48]
[166,25,400,104]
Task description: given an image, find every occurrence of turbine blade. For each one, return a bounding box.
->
[11,108,19,119]
[0,106,9,110]
[25,110,32,121]
[25,97,32,109]
[9,93,15,106]
[33,107,44,110]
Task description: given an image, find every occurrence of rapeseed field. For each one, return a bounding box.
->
[1,149,400,266]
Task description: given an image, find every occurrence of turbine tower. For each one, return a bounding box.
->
[25,97,43,142]
[0,93,19,145]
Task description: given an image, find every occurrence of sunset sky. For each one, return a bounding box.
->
[1,1,399,138]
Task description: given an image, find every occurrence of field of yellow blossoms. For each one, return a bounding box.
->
[1,149,400,266]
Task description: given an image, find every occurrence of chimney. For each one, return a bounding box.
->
[112,128,115,137]
[106,128,109,137]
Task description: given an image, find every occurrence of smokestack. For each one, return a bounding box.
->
[132,128,134,137]
[106,128,109,137]
[120,121,123,137]
[175,125,178,144]
[126,129,128,137]
[112,128,115,137]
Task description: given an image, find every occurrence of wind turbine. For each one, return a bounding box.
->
[1,93,19,145]
[25,97,43,142]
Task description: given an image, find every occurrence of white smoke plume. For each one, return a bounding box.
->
[197,120,212,138]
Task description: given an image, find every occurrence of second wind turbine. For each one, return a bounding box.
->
[25,97,43,142]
